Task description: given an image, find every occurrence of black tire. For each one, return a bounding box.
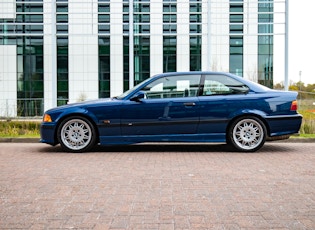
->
[227,116,267,152]
[57,116,96,153]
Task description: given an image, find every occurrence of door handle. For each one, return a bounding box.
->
[184,102,196,106]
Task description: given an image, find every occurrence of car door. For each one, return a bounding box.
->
[120,74,201,136]
[197,74,250,135]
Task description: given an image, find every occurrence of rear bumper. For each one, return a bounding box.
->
[265,114,303,137]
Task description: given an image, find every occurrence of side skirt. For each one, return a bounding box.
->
[99,133,226,146]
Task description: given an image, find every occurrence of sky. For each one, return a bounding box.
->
[274,0,315,85]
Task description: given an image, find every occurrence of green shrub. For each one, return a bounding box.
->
[0,120,40,137]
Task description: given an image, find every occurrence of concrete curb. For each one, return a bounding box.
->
[0,138,40,143]
[0,138,314,143]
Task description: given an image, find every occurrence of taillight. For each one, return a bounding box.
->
[290,100,298,111]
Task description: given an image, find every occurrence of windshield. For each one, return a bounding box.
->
[115,77,153,99]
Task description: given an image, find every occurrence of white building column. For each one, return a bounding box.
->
[150,0,163,76]
[0,46,17,117]
[177,1,190,72]
[205,0,229,72]
[243,0,258,81]
[0,0,15,19]
[43,0,57,111]
[110,0,123,97]
[0,0,17,116]
[68,0,98,103]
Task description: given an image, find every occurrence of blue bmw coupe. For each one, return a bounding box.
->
[40,72,302,152]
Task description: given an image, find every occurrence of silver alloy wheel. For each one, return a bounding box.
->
[232,118,264,151]
[60,119,92,151]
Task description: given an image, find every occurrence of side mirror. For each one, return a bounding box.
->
[130,91,146,102]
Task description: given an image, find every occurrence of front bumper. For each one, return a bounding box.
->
[40,122,58,145]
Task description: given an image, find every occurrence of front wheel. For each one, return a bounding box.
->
[227,116,267,152]
[57,116,96,153]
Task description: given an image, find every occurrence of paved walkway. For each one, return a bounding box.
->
[0,143,314,229]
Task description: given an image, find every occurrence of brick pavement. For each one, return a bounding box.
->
[0,142,314,229]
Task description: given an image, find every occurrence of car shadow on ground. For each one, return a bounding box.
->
[39,142,295,154]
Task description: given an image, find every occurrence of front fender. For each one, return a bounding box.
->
[54,108,99,125]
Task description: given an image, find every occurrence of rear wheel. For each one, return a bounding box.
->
[227,116,266,152]
[57,116,96,153]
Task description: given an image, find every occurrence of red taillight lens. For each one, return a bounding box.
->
[290,100,298,111]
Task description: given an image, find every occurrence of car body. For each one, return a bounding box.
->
[40,72,302,152]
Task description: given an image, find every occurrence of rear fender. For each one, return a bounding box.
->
[227,109,270,135]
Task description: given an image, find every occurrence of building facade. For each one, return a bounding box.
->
[0,0,274,117]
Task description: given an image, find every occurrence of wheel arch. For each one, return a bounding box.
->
[54,112,100,145]
[226,111,271,139]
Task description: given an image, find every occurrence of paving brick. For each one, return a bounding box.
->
[0,142,314,229]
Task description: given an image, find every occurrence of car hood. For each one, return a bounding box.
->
[45,98,119,114]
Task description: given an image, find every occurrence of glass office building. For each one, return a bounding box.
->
[0,0,276,117]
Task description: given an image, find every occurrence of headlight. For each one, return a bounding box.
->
[43,114,52,122]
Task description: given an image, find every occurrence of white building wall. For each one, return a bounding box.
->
[0,46,17,117]
[208,0,230,72]
[243,0,258,81]
[150,0,163,76]
[201,0,209,70]
[110,1,124,97]
[43,1,57,111]
[177,1,190,72]
[0,0,17,117]
[68,0,98,103]
[0,0,277,116]
[0,0,15,19]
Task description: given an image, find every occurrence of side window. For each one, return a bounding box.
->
[142,75,200,99]
[202,75,249,96]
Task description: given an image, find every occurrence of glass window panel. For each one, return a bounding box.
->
[57,81,68,91]
[163,4,176,12]
[57,14,68,23]
[123,4,129,12]
[57,57,68,73]
[190,24,201,33]
[98,14,110,23]
[123,14,129,23]
[229,55,243,76]
[99,56,110,73]
[56,25,68,34]
[98,4,110,12]
[230,14,243,23]
[143,75,200,99]
[258,24,273,33]
[57,4,68,12]
[98,25,110,33]
[230,36,243,45]
[57,73,68,81]
[258,44,273,55]
[230,4,243,12]
[230,24,243,33]
[16,4,43,12]
[190,3,201,12]
[258,13,273,23]
[190,14,201,23]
